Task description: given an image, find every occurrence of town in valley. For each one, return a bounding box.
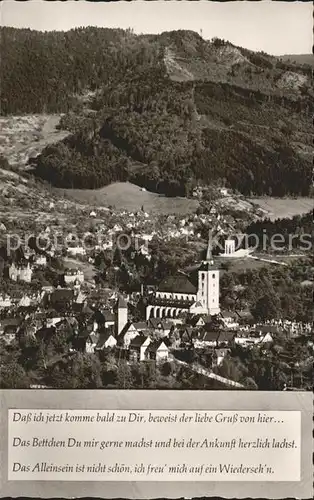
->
[0,19,313,392]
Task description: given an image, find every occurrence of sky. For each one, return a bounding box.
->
[0,0,312,55]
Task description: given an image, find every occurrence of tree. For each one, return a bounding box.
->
[159,361,173,377]
[0,362,30,388]
[116,360,133,389]
[251,293,282,322]
[243,377,258,390]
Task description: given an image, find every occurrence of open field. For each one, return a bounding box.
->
[249,197,313,221]
[55,182,199,215]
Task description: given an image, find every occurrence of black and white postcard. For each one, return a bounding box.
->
[0,1,313,499]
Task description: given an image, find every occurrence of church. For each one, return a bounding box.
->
[146,238,220,320]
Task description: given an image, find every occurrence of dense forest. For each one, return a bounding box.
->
[219,258,313,323]
[2,27,312,197]
[244,211,314,251]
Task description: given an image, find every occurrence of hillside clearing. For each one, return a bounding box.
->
[249,197,313,220]
[0,114,70,167]
[54,182,199,215]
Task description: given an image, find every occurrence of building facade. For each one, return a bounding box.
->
[146,238,220,319]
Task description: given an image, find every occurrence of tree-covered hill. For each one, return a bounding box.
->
[1,27,312,197]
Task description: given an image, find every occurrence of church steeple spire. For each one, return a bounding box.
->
[196,228,220,315]
[205,229,214,264]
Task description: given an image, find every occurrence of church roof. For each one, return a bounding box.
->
[158,274,197,295]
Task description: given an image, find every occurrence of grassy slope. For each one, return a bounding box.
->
[55,182,199,214]
[248,197,314,221]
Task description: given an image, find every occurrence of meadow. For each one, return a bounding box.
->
[249,197,313,221]
[56,182,199,215]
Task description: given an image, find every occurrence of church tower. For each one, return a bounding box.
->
[116,295,128,335]
[196,230,220,315]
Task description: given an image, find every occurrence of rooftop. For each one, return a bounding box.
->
[158,274,197,295]
[129,335,149,348]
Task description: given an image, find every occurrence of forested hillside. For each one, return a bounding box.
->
[1,27,312,197]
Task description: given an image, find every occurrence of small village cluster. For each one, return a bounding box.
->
[1,282,311,371]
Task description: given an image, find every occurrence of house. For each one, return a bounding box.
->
[138,244,151,260]
[75,291,87,304]
[148,318,172,337]
[168,327,181,349]
[9,262,32,283]
[186,314,205,328]
[0,318,22,344]
[95,330,117,351]
[129,334,151,362]
[46,316,64,327]
[18,294,32,308]
[235,331,263,347]
[64,269,84,285]
[220,187,229,196]
[213,348,229,367]
[73,329,97,353]
[93,309,115,330]
[178,326,195,347]
[256,325,281,337]
[260,332,274,344]
[117,320,150,349]
[0,295,12,309]
[3,325,19,344]
[147,339,169,363]
[66,246,86,257]
[194,330,220,348]
[216,330,236,347]
[133,321,150,334]
[117,322,139,349]
[238,326,275,346]
[86,333,98,353]
[0,318,22,335]
[79,303,94,317]
[236,310,255,325]
[34,255,47,267]
[220,310,239,329]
